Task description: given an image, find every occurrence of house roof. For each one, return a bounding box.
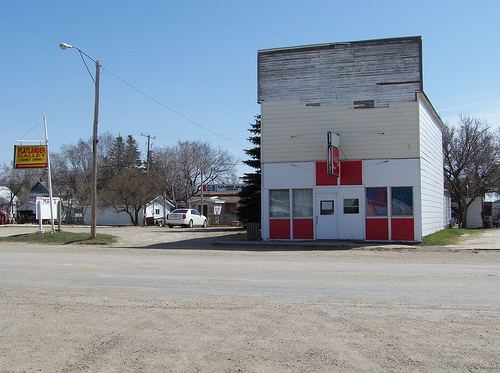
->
[31,181,49,195]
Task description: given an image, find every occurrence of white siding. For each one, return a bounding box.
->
[467,197,483,228]
[261,100,419,164]
[84,207,143,226]
[418,93,444,237]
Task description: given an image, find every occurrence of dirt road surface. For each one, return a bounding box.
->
[0,226,499,372]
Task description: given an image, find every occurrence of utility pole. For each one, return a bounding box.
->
[200,168,204,215]
[141,133,155,226]
[91,59,100,239]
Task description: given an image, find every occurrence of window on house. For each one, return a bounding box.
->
[270,189,290,218]
[155,209,160,215]
[293,189,313,217]
[344,199,359,214]
[366,187,388,216]
[320,200,335,215]
[391,187,413,216]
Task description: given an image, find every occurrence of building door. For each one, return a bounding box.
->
[316,193,338,239]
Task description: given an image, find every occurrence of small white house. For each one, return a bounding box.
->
[466,197,484,228]
[492,200,500,224]
[84,197,175,226]
[258,36,447,242]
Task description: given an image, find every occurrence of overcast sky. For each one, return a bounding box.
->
[1,0,499,176]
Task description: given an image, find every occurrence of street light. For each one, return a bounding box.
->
[59,42,100,240]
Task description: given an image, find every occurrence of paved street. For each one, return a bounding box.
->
[0,227,499,371]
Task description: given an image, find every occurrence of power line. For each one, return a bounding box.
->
[18,122,42,141]
[99,65,246,148]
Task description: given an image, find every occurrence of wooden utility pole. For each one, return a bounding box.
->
[141,133,155,225]
[91,60,100,239]
[200,168,204,215]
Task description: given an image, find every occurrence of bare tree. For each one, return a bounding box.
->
[443,116,500,227]
[100,168,161,225]
[152,140,237,206]
[51,132,114,222]
[0,165,44,220]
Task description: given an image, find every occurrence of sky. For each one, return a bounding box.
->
[1,0,499,178]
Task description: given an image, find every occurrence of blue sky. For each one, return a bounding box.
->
[1,0,499,177]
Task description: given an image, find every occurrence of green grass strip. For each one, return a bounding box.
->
[0,230,117,245]
[421,228,482,246]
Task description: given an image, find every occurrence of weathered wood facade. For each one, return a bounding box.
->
[258,36,422,107]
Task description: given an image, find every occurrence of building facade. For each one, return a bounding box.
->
[258,36,446,241]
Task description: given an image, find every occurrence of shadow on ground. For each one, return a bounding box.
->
[116,232,417,252]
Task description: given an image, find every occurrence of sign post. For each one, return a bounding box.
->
[36,200,44,235]
[43,117,55,234]
[14,117,56,234]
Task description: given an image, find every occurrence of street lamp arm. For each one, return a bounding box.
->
[59,42,99,84]
[59,42,98,64]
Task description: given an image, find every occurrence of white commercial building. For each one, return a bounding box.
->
[258,36,448,242]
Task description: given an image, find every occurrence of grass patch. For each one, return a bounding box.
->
[422,228,482,246]
[0,230,117,245]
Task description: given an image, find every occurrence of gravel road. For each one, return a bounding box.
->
[0,226,499,372]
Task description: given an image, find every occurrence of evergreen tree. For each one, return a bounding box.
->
[237,115,261,224]
[108,135,126,174]
[125,135,142,169]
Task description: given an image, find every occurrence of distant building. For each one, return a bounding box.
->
[258,36,448,241]
[190,184,243,225]
[83,197,175,226]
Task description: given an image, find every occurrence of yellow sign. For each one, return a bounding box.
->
[14,145,48,169]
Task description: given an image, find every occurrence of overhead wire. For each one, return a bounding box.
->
[17,122,41,141]
[99,65,246,148]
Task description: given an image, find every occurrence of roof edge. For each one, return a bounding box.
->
[258,35,422,54]
[416,91,445,128]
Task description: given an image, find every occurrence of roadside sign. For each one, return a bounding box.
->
[14,145,48,169]
[209,184,243,193]
[213,205,222,215]
[35,197,60,220]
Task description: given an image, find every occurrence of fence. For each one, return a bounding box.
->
[207,214,239,226]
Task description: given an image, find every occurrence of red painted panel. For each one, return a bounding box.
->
[340,160,362,185]
[316,161,339,186]
[365,218,389,240]
[270,219,290,240]
[391,218,415,241]
[292,218,314,239]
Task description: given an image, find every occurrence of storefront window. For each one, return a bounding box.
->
[293,189,313,217]
[366,187,387,216]
[344,199,359,214]
[320,200,334,215]
[270,189,290,218]
[391,187,413,216]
